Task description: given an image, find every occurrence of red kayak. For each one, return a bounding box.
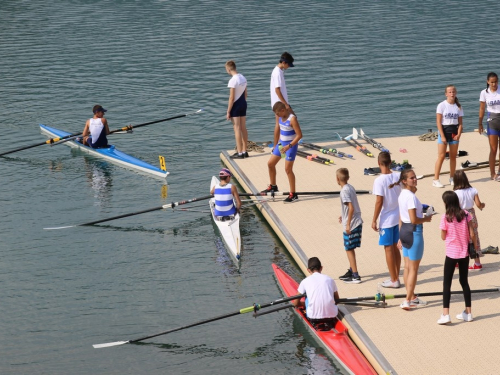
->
[272,264,376,375]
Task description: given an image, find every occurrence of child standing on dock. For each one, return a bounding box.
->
[337,168,363,284]
[453,170,485,270]
[437,191,477,325]
[371,151,402,288]
[433,85,463,188]
[261,101,302,203]
[225,60,248,159]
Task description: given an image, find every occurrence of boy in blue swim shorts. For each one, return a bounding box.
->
[337,168,363,284]
[261,101,302,203]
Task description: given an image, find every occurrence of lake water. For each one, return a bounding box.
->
[0,0,495,373]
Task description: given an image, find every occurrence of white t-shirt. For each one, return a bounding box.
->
[372,172,401,228]
[227,73,247,102]
[270,66,288,108]
[436,100,464,126]
[398,189,423,223]
[479,89,500,114]
[297,272,338,319]
[454,187,478,210]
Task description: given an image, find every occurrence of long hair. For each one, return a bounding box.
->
[389,168,414,189]
[453,170,472,191]
[445,85,461,109]
[442,191,465,223]
[486,72,498,93]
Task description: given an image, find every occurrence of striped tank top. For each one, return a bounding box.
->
[279,114,296,142]
[213,183,236,216]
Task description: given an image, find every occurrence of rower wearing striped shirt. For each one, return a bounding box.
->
[210,168,241,218]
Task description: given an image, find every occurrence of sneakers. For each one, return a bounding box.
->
[432,179,444,188]
[381,279,401,288]
[410,297,427,306]
[400,300,411,310]
[469,263,483,270]
[261,184,278,194]
[230,152,245,159]
[343,274,362,284]
[243,151,249,158]
[449,178,454,186]
[437,314,451,325]
[339,269,352,281]
[284,192,298,203]
[482,246,499,254]
[456,311,473,322]
[364,168,379,176]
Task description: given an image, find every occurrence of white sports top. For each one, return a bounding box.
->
[227,74,247,102]
[479,89,500,114]
[89,118,104,139]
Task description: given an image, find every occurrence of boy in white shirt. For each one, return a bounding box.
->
[372,152,402,288]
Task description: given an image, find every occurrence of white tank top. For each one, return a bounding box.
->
[89,118,104,139]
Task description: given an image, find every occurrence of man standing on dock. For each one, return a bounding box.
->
[270,52,295,115]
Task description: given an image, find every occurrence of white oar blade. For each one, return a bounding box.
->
[43,225,77,230]
[93,340,129,349]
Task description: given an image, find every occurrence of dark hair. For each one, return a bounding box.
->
[442,191,465,223]
[280,52,294,64]
[307,257,322,271]
[445,85,461,109]
[389,168,414,189]
[378,151,392,167]
[93,104,105,113]
[486,72,498,93]
[273,101,286,112]
[453,170,472,191]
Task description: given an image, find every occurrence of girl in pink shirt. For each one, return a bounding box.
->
[437,191,478,324]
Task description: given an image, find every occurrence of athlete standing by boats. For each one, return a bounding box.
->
[82,105,110,148]
[261,101,302,202]
[292,257,340,329]
[225,60,248,159]
[478,72,500,181]
[433,85,463,188]
[210,168,241,218]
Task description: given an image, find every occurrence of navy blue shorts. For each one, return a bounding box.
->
[230,94,247,117]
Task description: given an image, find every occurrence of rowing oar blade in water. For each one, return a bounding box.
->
[237,190,371,197]
[92,293,304,348]
[0,109,204,157]
[338,288,500,303]
[44,193,213,230]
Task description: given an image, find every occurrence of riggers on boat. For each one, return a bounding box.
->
[40,124,168,179]
[210,176,241,265]
[272,264,376,375]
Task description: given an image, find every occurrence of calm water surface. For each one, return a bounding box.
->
[0,0,496,373]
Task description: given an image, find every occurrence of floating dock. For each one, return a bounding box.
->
[221,131,500,375]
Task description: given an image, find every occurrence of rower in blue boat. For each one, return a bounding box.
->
[210,168,242,220]
[81,105,110,148]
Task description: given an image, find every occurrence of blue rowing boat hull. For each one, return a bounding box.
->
[40,124,168,179]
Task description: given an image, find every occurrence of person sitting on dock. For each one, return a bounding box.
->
[82,105,110,148]
[210,168,242,220]
[261,101,302,202]
[292,257,340,330]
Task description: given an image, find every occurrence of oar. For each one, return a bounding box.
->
[298,150,334,164]
[92,293,305,349]
[298,140,344,159]
[338,288,500,303]
[237,190,371,197]
[0,109,204,157]
[297,150,331,165]
[417,161,498,179]
[461,160,489,169]
[345,134,374,157]
[44,194,213,230]
[336,133,372,157]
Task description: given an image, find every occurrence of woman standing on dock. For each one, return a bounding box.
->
[390,169,433,310]
[478,72,500,180]
[225,60,248,159]
[433,85,463,188]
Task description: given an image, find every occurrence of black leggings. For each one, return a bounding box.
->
[443,256,471,309]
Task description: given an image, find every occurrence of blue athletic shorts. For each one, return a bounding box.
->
[437,133,459,145]
[379,224,399,246]
[344,224,362,251]
[230,94,247,117]
[401,224,424,261]
[272,141,298,161]
[487,123,500,136]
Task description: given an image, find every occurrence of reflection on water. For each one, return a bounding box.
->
[82,157,113,207]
